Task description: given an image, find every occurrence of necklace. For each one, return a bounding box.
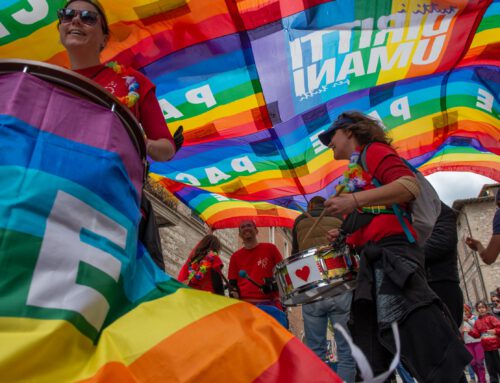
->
[337,149,371,193]
[187,251,217,282]
[105,61,140,108]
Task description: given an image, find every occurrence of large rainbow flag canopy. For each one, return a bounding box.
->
[0,23,340,382]
[0,0,498,382]
[2,0,498,228]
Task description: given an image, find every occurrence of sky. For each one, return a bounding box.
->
[426,171,496,207]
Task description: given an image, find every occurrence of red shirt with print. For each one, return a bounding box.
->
[76,64,173,144]
[228,243,283,302]
[347,142,417,248]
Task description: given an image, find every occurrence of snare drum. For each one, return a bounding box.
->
[273,243,359,306]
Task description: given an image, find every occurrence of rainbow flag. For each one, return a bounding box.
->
[0,71,340,382]
[1,0,499,228]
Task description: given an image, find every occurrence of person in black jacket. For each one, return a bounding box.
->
[424,201,464,328]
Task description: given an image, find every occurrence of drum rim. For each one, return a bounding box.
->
[281,278,357,306]
[0,58,147,160]
[274,244,336,271]
[280,271,356,296]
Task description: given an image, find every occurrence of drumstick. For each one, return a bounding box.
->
[292,201,330,236]
[302,185,345,244]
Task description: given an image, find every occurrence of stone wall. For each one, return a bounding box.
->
[157,201,239,278]
[456,191,500,306]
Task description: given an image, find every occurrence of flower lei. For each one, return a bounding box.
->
[105,61,140,108]
[187,251,218,282]
[336,149,371,193]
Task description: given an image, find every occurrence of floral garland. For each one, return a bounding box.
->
[187,251,218,282]
[105,61,140,108]
[336,149,371,193]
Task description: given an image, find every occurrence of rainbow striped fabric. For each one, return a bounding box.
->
[0,69,340,382]
[1,0,498,228]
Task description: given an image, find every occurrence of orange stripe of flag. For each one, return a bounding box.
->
[78,302,295,382]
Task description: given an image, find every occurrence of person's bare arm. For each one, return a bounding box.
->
[466,235,500,265]
[325,179,415,216]
[146,138,175,162]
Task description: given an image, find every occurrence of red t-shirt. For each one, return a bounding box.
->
[228,243,283,302]
[75,64,173,143]
[177,252,223,293]
[347,142,417,248]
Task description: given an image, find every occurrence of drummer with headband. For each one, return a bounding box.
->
[57,0,183,161]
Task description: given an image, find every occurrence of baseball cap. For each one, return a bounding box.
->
[318,115,355,146]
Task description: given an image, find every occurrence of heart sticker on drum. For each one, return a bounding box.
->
[286,257,321,289]
[295,266,310,282]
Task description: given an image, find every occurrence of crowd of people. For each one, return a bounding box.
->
[55,1,499,382]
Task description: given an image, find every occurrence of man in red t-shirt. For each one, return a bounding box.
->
[228,219,283,309]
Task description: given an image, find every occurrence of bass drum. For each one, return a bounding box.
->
[0,58,147,194]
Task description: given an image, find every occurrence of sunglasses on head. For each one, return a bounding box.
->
[57,8,99,26]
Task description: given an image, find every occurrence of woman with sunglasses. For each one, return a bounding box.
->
[320,111,471,382]
[57,0,181,162]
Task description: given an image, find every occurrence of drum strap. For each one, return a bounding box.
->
[341,210,375,234]
[89,65,108,81]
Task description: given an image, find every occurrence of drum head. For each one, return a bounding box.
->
[274,245,358,306]
[0,59,146,159]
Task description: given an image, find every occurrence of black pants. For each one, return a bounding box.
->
[428,280,464,329]
[350,299,471,383]
[485,350,500,383]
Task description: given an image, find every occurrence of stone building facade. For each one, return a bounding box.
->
[453,183,499,306]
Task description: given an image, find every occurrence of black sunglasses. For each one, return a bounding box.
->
[57,8,99,26]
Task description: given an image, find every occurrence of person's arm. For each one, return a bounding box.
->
[211,270,225,296]
[227,253,240,298]
[468,323,480,338]
[147,138,175,162]
[139,88,176,162]
[489,315,500,335]
[466,235,500,265]
[325,175,417,216]
[325,145,418,216]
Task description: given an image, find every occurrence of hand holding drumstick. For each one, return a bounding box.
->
[302,186,345,244]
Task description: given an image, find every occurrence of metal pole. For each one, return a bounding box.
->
[457,243,471,303]
[463,209,488,300]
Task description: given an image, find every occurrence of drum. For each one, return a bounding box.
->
[0,59,149,334]
[0,59,147,195]
[273,242,359,306]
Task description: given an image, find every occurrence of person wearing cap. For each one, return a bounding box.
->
[57,0,183,162]
[465,189,500,265]
[319,111,471,382]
